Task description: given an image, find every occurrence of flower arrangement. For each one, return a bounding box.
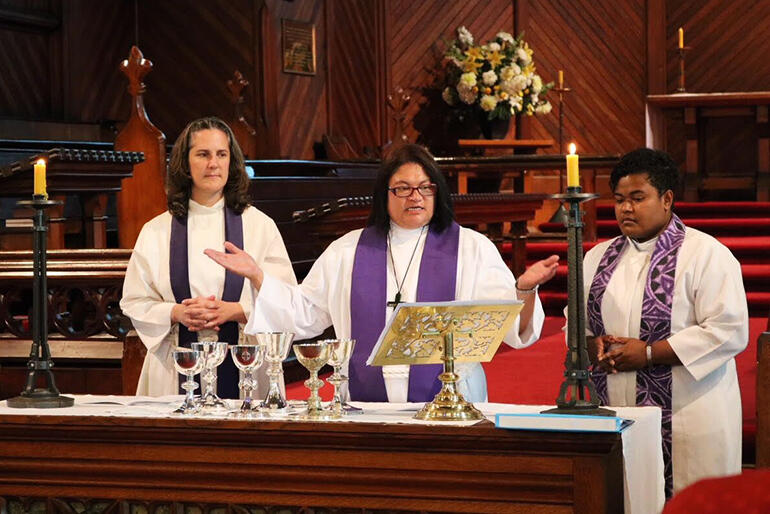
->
[442,26,552,121]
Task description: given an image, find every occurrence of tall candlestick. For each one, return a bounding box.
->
[558,69,564,89]
[566,143,579,188]
[678,27,684,49]
[33,159,47,197]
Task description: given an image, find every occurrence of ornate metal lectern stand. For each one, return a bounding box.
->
[367,301,523,421]
[543,187,614,416]
[6,196,74,408]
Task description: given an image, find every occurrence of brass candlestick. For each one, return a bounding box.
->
[676,47,691,93]
[7,195,73,408]
[543,187,614,416]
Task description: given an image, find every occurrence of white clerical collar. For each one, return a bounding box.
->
[389,221,427,244]
[628,234,659,253]
[188,196,225,215]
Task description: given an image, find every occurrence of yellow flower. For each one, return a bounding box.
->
[486,50,504,68]
[465,47,484,61]
[463,59,483,73]
[484,87,492,94]
[499,92,509,100]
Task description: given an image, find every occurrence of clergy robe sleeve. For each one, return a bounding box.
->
[120,226,175,353]
[239,212,298,323]
[667,240,749,382]
[463,230,544,348]
[246,254,333,340]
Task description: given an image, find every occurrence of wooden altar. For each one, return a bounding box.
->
[0,411,625,513]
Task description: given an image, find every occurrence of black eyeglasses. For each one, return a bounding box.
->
[388,184,438,198]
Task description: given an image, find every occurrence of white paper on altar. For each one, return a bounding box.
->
[365,299,522,367]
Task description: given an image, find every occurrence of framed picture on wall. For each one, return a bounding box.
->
[282,19,316,75]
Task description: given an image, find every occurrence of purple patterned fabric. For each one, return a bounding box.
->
[349,222,460,402]
[586,214,686,499]
[170,206,244,398]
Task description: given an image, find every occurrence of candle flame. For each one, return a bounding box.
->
[568,143,576,155]
[36,159,45,166]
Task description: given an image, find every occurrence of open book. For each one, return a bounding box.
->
[495,412,634,433]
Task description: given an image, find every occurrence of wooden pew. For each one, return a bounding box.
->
[0,147,144,250]
[757,313,770,467]
[293,192,547,276]
[0,249,135,398]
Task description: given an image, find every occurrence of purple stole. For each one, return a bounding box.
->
[349,222,460,402]
[170,206,244,399]
[587,214,686,499]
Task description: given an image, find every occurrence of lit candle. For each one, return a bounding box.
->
[558,69,564,89]
[33,159,47,197]
[566,143,579,188]
[678,27,684,49]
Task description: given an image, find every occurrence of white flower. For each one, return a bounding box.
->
[531,75,542,93]
[458,86,478,105]
[509,95,523,114]
[500,74,528,96]
[535,101,552,114]
[442,87,456,106]
[499,65,521,82]
[482,70,498,86]
[480,94,498,112]
[496,31,514,44]
[488,42,501,52]
[517,48,531,65]
[458,26,474,46]
[531,93,539,104]
[459,72,477,88]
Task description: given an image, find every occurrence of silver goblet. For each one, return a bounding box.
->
[322,338,358,417]
[294,341,332,419]
[172,348,204,414]
[253,332,294,411]
[191,341,229,412]
[230,344,265,418]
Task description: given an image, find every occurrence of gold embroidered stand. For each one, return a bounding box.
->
[367,301,523,421]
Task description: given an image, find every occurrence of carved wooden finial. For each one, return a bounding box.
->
[226,70,257,155]
[387,86,412,145]
[120,46,153,97]
[227,70,249,104]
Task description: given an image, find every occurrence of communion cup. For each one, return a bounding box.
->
[321,338,357,418]
[172,348,204,414]
[294,341,333,419]
[253,332,294,412]
[191,341,229,412]
[230,344,265,418]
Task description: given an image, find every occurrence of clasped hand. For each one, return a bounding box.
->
[171,295,243,332]
[591,335,648,373]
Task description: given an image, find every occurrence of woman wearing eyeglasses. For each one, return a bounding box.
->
[206,144,558,403]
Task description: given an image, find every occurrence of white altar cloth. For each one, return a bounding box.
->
[0,396,664,514]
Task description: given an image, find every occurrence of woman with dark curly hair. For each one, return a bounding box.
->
[121,117,296,398]
[207,143,559,403]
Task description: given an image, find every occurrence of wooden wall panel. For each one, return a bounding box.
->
[270,0,327,159]
[327,0,383,157]
[1,0,769,166]
[134,0,256,145]
[390,0,514,154]
[523,0,647,155]
[60,0,132,124]
[0,28,52,118]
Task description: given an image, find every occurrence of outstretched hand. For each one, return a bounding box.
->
[204,241,264,288]
[516,254,559,290]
